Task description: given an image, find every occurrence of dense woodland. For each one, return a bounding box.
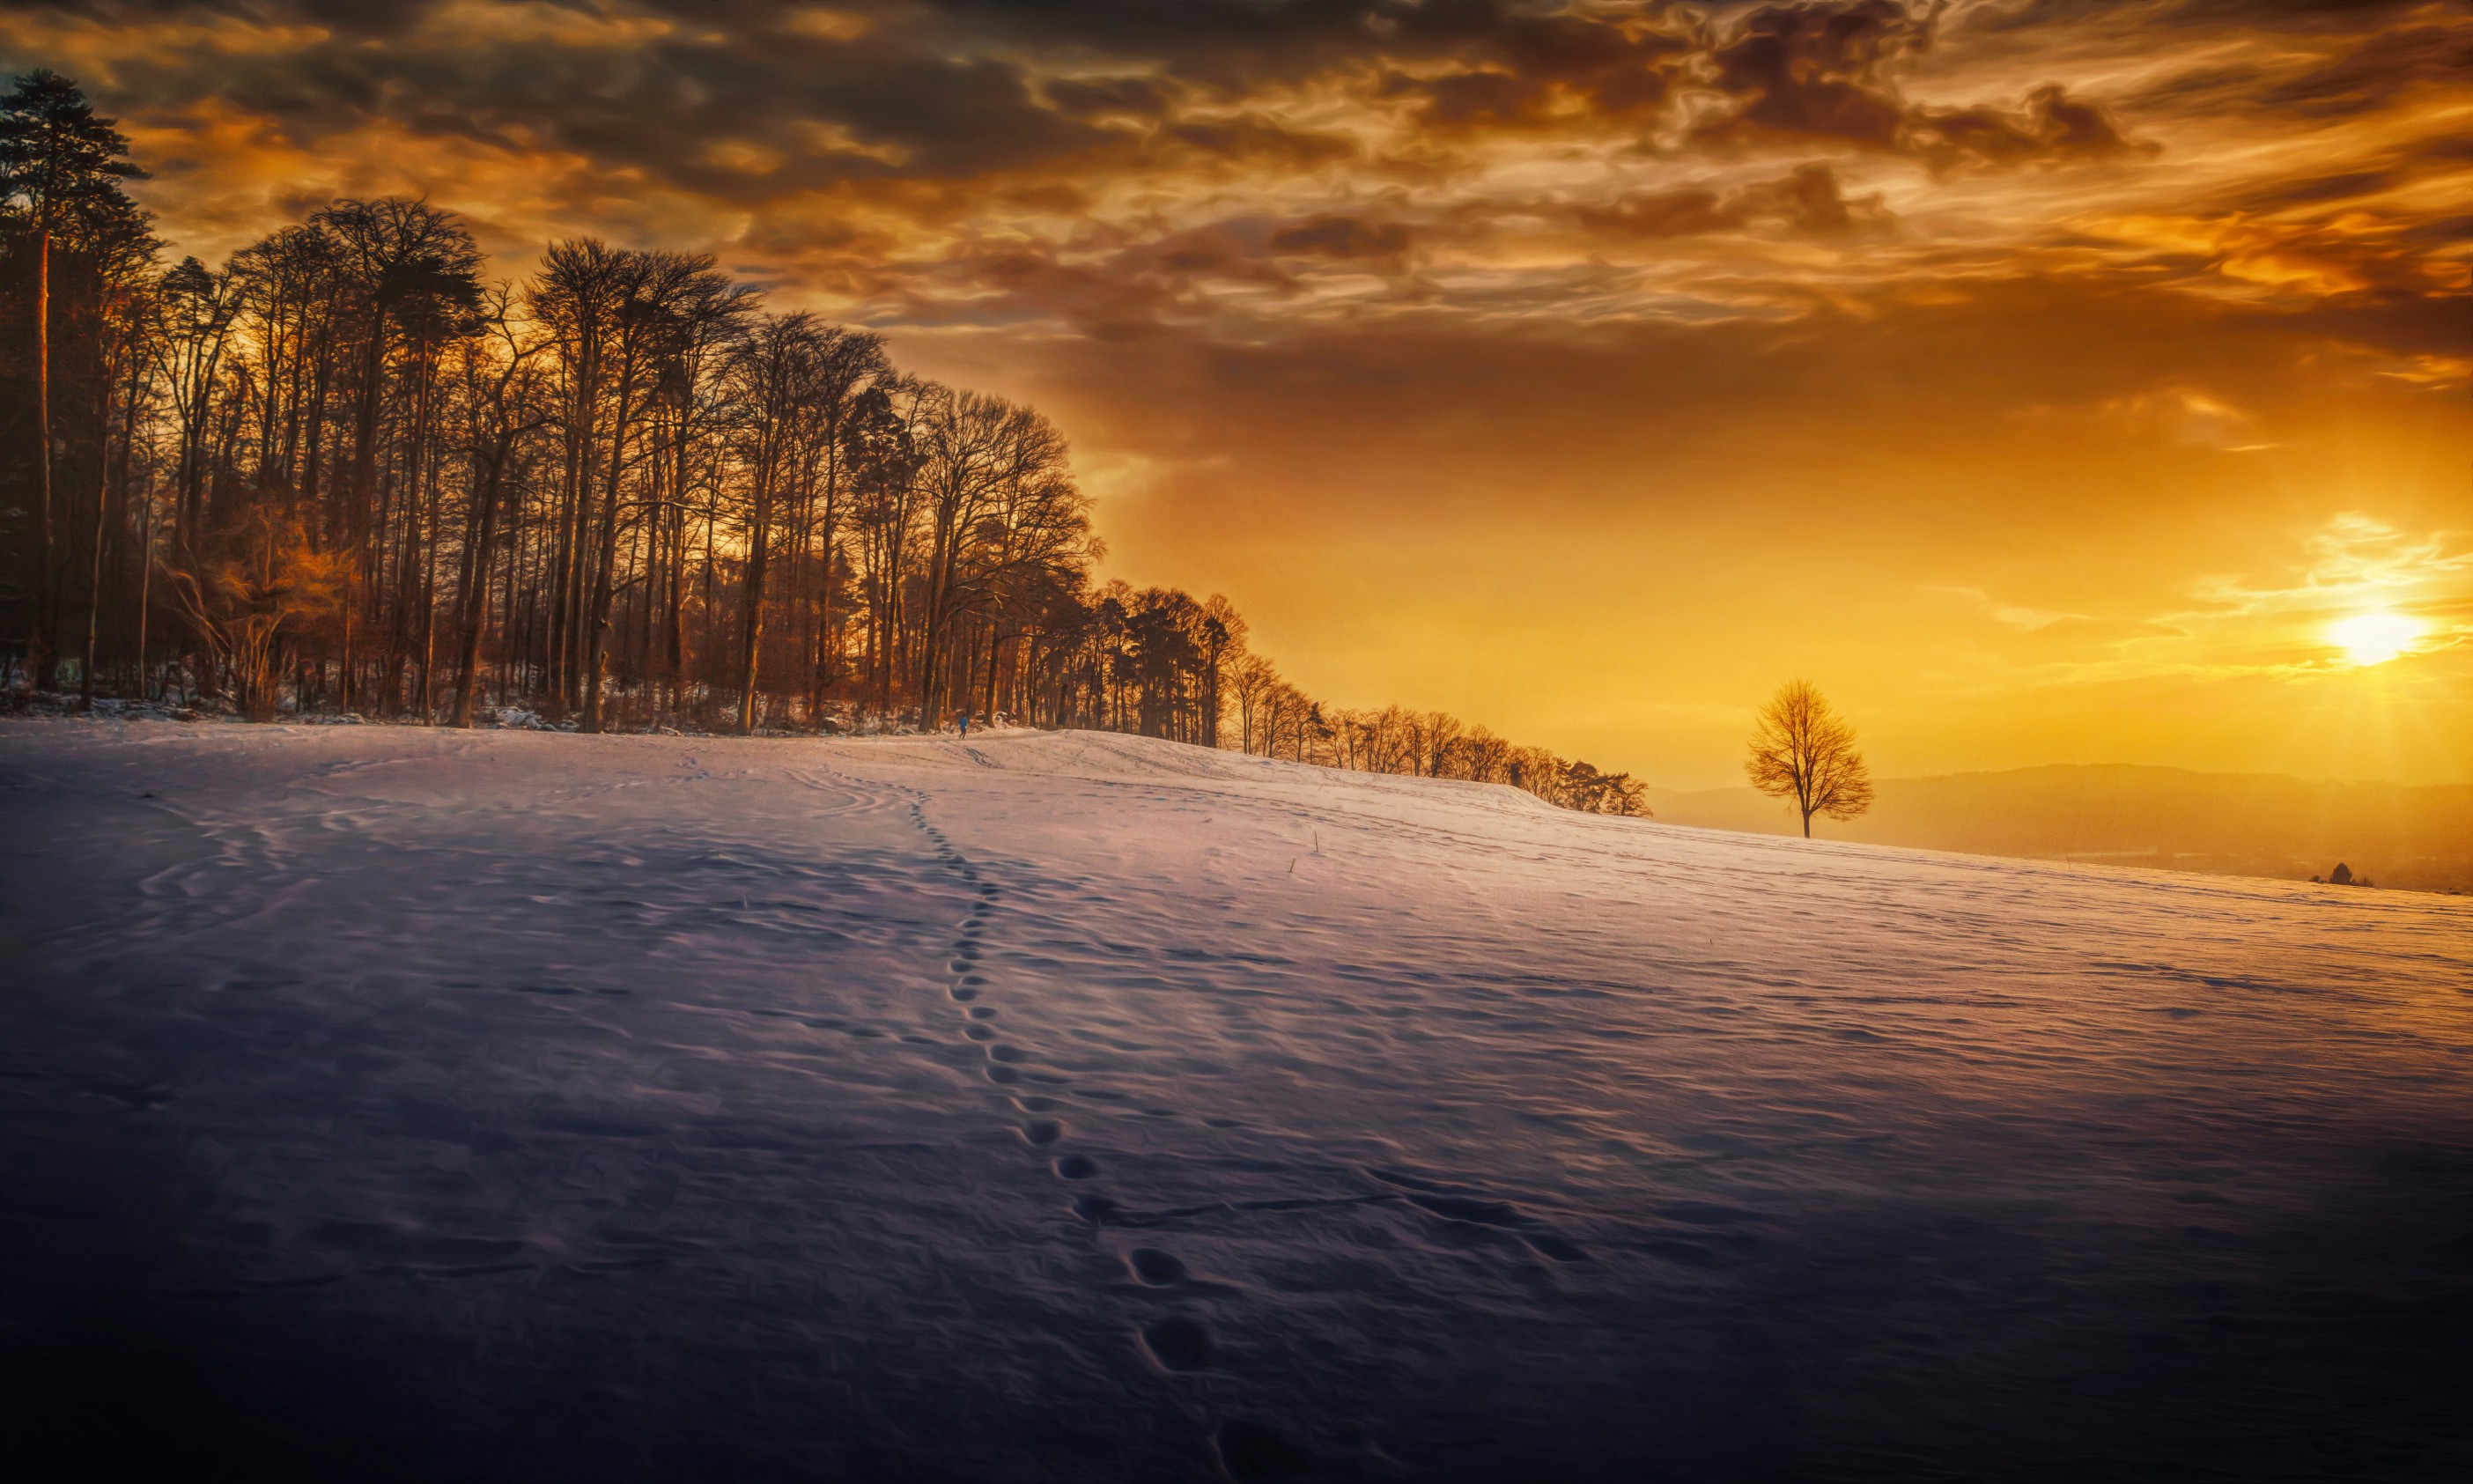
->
[0,70,1644,817]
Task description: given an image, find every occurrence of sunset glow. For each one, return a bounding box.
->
[7,11,2473,1477]
[4,0,2468,788]
[2329,611,2425,667]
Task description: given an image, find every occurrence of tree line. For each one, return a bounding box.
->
[0,70,1645,817]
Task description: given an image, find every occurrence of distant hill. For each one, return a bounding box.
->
[1648,764,2473,894]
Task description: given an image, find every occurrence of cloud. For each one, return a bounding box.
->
[1690,1,2152,171]
[1573,162,1892,239]
[2122,6,2473,120]
[1909,83,2147,170]
[2097,383,2273,451]
[1695,0,1923,150]
[2184,515,2473,632]
[4,0,2466,781]
[1267,214,1413,261]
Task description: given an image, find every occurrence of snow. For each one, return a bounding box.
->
[3,720,2469,1481]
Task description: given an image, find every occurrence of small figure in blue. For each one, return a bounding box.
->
[957,712,971,738]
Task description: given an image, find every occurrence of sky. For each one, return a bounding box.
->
[7,0,2467,786]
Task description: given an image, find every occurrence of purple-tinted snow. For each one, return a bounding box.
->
[2,721,2468,1481]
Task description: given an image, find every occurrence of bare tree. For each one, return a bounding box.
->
[446,287,552,727]
[1746,679,1874,838]
[579,249,730,732]
[724,310,831,733]
[5,125,1682,827]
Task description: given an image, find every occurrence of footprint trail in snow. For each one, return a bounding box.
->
[2,720,2468,1483]
[904,779,1310,1477]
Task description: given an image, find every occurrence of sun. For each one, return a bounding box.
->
[2327,611,2425,666]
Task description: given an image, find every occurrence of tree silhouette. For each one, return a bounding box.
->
[1746,679,1874,838]
[0,70,146,686]
[0,100,1658,825]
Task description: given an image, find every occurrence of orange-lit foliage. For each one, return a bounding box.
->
[159,496,343,719]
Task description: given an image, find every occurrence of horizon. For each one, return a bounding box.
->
[4,0,2465,788]
[6,12,2471,1468]
[1655,757,2473,793]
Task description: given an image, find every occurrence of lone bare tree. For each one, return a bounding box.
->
[1746,679,1874,838]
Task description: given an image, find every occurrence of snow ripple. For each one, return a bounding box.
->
[2,720,2469,1482]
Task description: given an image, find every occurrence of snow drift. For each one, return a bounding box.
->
[2,721,2467,1481]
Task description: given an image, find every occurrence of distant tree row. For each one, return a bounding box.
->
[1225,652,1647,814]
[0,70,1645,816]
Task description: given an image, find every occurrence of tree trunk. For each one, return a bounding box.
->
[582,365,636,733]
[33,229,55,689]
[78,449,108,708]
[737,478,771,735]
[450,453,507,727]
[134,487,153,700]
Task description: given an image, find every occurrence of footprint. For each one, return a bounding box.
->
[986,1045,1025,1063]
[986,1066,1022,1085]
[965,1025,997,1042]
[1141,1316,1213,1371]
[967,1007,997,1019]
[949,986,979,1002]
[1214,1419,1310,1480]
[1055,1154,1099,1179]
[1127,1248,1187,1286]
[1022,1119,1063,1146]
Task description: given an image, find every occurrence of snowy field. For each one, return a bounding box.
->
[3,720,2469,1482]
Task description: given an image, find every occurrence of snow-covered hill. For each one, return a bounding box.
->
[3,721,2468,1481]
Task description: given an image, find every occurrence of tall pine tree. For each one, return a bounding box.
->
[1,70,148,686]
